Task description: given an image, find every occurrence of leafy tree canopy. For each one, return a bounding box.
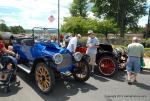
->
[70,0,88,17]
[10,25,25,34]
[0,23,9,32]
[90,0,147,37]
[61,16,118,36]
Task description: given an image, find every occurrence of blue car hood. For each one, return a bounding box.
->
[38,42,70,55]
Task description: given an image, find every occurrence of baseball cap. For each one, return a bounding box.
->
[77,34,81,38]
[87,30,94,34]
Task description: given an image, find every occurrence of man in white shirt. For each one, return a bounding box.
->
[86,30,100,73]
[67,34,81,53]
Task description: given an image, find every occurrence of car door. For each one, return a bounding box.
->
[20,39,34,60]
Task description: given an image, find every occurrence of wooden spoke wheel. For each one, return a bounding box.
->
[35,62,55,94]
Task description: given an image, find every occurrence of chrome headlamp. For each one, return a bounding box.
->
[73,52,83,61]
[53,53,63,64]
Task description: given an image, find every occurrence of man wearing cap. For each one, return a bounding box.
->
[67,34,81,53]
[86,30,100,73]
[126,37,144,85]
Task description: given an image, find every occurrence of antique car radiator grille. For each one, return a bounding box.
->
[57,53,72,69]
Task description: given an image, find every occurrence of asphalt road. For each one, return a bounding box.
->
[0,69,150,101]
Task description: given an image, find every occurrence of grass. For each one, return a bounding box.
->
[144,48,150,57]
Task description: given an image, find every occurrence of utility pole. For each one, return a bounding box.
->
[116,0,119,38]
[146,6,150,39]
[117,0,119,26]
[58,0,60,44]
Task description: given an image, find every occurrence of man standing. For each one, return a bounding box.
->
[126,37,144,85]
[67,34,81,53]
[86,30,99,73]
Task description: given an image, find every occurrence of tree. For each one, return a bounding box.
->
[90,0,147,38]
[61,16,118,37]
[61,17,87,35]
[0,23,9,32]
[70,0,88,18]
[98,18,118,38]
[10,25,25,34]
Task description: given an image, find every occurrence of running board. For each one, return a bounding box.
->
[17,64,31,74]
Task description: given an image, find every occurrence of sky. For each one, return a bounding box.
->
[0,0,150,29]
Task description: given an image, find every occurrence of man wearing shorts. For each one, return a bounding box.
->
[126,37,144,85]
[86,30,99,73]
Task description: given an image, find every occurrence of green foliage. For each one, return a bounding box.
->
[98,18,118,34]
[61,17,118,36]
[0,23,25,34]
[61,17,87,35]
[143,48,150,57]
[79,37,88,43]
[10,25,25,34]
[141,38,150,48]
[126,26,145,34]
[0,23,9,32]
[70,0,88,17]
[84,18,99,33]
[90,0,147,37]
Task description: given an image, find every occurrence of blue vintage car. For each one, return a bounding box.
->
[12,27,90,94]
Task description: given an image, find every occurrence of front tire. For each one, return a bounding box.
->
[35,62,55,94]
[72,61,90,82]
[98,56,118,77]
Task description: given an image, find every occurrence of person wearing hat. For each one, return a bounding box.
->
[86,30,100,73]
[126,37,144,85]
[67,34,81,53]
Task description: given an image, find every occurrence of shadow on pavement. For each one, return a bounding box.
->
[111,71,126,82]
[91,74,109,82]
[140,70,150,75]
[0,83,23,97]
[92,68,126,82]
[91,67,109,82]
[135,82,150,91]
[17,70,98,101]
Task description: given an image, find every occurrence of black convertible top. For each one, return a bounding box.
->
[98,44,113,52]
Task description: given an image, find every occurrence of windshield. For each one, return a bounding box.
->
[33,27,58,42]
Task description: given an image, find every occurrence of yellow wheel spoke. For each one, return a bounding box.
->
[36,63,53,92]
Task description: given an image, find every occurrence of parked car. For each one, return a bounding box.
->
[76,43,120,77]
[12,27,91,94]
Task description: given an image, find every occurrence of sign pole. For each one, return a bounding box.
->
[58,0,60,44]
[146,6,150,39]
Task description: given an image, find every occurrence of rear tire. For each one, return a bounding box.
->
[98,56,118,77]
[35,62,55,94]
